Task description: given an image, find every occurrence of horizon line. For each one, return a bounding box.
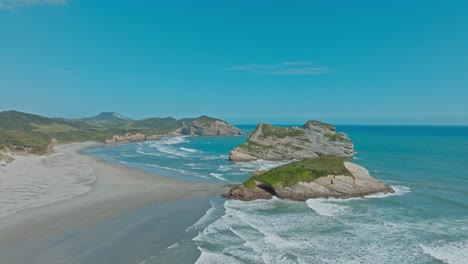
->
[1,109,467,127]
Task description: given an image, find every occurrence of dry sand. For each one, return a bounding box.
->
[0,142,225,263]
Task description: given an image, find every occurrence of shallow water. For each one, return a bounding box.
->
[86,126,468,264]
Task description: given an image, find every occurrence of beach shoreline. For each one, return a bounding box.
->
[0,141,225,263]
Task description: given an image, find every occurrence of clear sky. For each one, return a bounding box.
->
[1,0,467,125]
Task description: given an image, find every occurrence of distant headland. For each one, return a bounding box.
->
[0,110,243,157]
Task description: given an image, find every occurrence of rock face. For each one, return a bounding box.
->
[176,117,244,136]
[229,121,354,161]
[224,160,394,201]
[105,133,161,144]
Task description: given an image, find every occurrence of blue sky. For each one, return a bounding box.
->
[0,0,467,125]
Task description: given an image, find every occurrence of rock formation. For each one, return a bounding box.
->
[229,121,354,161]
[176,116,244,136]
[224,155,394,201]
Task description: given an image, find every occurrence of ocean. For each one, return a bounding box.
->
[85,125,468,264]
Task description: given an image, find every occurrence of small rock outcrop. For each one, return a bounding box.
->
[105,133,161,144]
[224,155,394,201]
[176,116,244,136]
[229,121,354,161]
[0,147,14,167]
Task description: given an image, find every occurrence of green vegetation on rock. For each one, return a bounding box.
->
[243,155,352,189]
[323,133,350,142]
[239,140,272,152]
[305,120,336,131]
[190,115,219,126]
[259,124,305,139]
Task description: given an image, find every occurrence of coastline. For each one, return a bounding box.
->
[0,141,226,264]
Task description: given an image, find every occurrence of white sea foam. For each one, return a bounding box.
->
[186,201,219,231]
[156,145,188,157]
[162,136,189,145]
[135,149,162,157]
[217,165,231,172]
[303,185,412,213]
[142,163,189,175]
[420,240,468,264]
[145,136,192,157]
[201,156,222,160]
[120,153,138,158]
[194,197,467,264]
[363,185,411,199]
[193,173,210,179]
[392,185,411,195]
[210,173,227,181]
[195,250,243,264]
[186,163,202,167]
[167,242,179,249]
[306,198,350,216]
[180,147,198,153]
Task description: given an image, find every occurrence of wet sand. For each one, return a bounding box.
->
[0,142,224,264]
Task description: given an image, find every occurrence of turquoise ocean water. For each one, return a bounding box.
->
[85,125,468,264]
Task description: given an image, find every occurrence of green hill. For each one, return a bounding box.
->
[0,110,241,154]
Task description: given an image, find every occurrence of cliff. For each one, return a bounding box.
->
[224,155,394,201]
[229,121,354,161]
[176,116,244,136]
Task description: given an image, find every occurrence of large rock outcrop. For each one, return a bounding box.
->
[229,121,354,161]
[224,155,394,201]
[176,116,244,136]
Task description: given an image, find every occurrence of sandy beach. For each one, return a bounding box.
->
[0,142,225,264]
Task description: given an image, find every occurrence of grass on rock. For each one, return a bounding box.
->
[243,155,352,189]
[259,124,305,139]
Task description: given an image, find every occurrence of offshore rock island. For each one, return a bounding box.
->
[225,121,394,201]
[229,121,355,161]
[224,155,394,201]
